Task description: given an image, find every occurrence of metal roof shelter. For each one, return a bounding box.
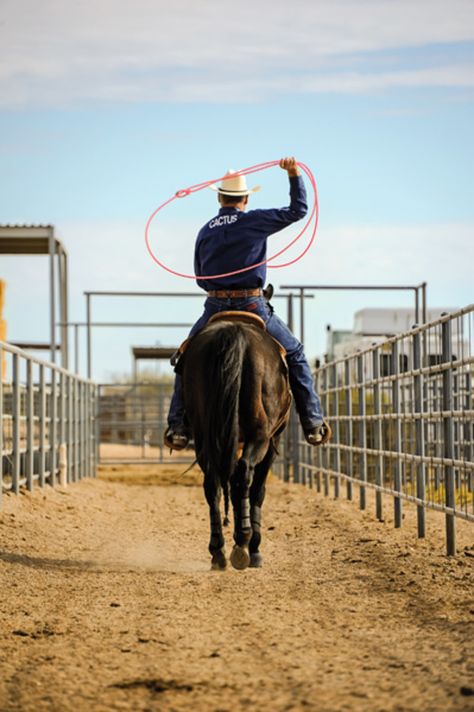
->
[0,225,69,367]
[131,346,176,381]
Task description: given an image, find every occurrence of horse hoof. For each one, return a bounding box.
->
[211,549,227,570]
[249,552,263,568]
[230,545,250,570]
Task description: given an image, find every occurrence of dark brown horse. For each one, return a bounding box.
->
[180,315,291,570]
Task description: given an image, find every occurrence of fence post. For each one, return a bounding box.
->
[331,362,340,498]
[0,345,3,506]
[12,353,20,495]
[307,363,321,489]
[84,381,90,477]
[67,375,73,483]
[59,373,67,486]
[372,346,383,521]
[453,370,460,490]
[391,340,403,528]
[50,368,57,487]
[79,382,85,480]
[90,383,96,477]
[322,367,330,497]
[92,383,98,477]
[94,384,100,474]
[39,365,46,487]
[87,382,92,476]
[26,360,34,491]
[344,359,353,501]
[413,328,426,538]
[465,371,472,493]
[357,352,367,510]
[313,369,322,492]
[442,317,456,556]
[82,382,86,478]
[73,378,79,482]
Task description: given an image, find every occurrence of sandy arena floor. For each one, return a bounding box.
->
[0,463,473,712]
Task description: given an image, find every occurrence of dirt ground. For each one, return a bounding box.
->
[0,463,473,712]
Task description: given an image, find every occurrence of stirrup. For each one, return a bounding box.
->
[304,421,332,446]
[164,427,189,451]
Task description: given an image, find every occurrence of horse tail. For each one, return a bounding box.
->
[202,324,245,489]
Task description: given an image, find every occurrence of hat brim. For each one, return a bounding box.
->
[208,184,261,196]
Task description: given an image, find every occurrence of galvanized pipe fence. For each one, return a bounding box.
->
[0,340,96,505]
[96,381,193,464]
[274,305,474,555]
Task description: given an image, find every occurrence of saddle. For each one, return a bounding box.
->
[171,311,286,367]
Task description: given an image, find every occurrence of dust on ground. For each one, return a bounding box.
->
[0,463,473,712]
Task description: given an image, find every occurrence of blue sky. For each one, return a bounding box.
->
[1,0,473,380]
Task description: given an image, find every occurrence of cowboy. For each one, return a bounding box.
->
[165,157,329,449]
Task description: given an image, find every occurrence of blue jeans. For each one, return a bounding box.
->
[168,296,324,431]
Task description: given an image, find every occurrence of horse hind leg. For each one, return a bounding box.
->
[204,475,227,570]
[248,505,263,569]
[248,443,275,568]
[230,456,254,570]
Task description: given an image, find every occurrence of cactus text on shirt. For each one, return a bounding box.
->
[208,214,239,229]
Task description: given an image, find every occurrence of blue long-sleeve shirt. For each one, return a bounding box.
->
[194,174,308,291]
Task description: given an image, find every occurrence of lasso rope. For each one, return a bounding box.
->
[144,160,318,280]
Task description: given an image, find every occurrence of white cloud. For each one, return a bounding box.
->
[1,0,473,107]
[288,222,474,287]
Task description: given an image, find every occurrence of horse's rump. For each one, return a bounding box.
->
[181,320,290,484]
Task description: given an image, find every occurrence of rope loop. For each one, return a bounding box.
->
[145,160,319,280]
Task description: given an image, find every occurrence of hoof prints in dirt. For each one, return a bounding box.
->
[112,678,194,694]
[12,625,60,639]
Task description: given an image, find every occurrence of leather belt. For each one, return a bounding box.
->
[207,288,263,298]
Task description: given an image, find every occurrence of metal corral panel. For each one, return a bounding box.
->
[97,382,194,464]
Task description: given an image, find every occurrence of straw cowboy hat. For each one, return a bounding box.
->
[208,169,261,197]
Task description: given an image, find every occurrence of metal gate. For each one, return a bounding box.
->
[97,382,194,463]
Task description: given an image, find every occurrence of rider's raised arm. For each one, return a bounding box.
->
[247,157,308,234]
